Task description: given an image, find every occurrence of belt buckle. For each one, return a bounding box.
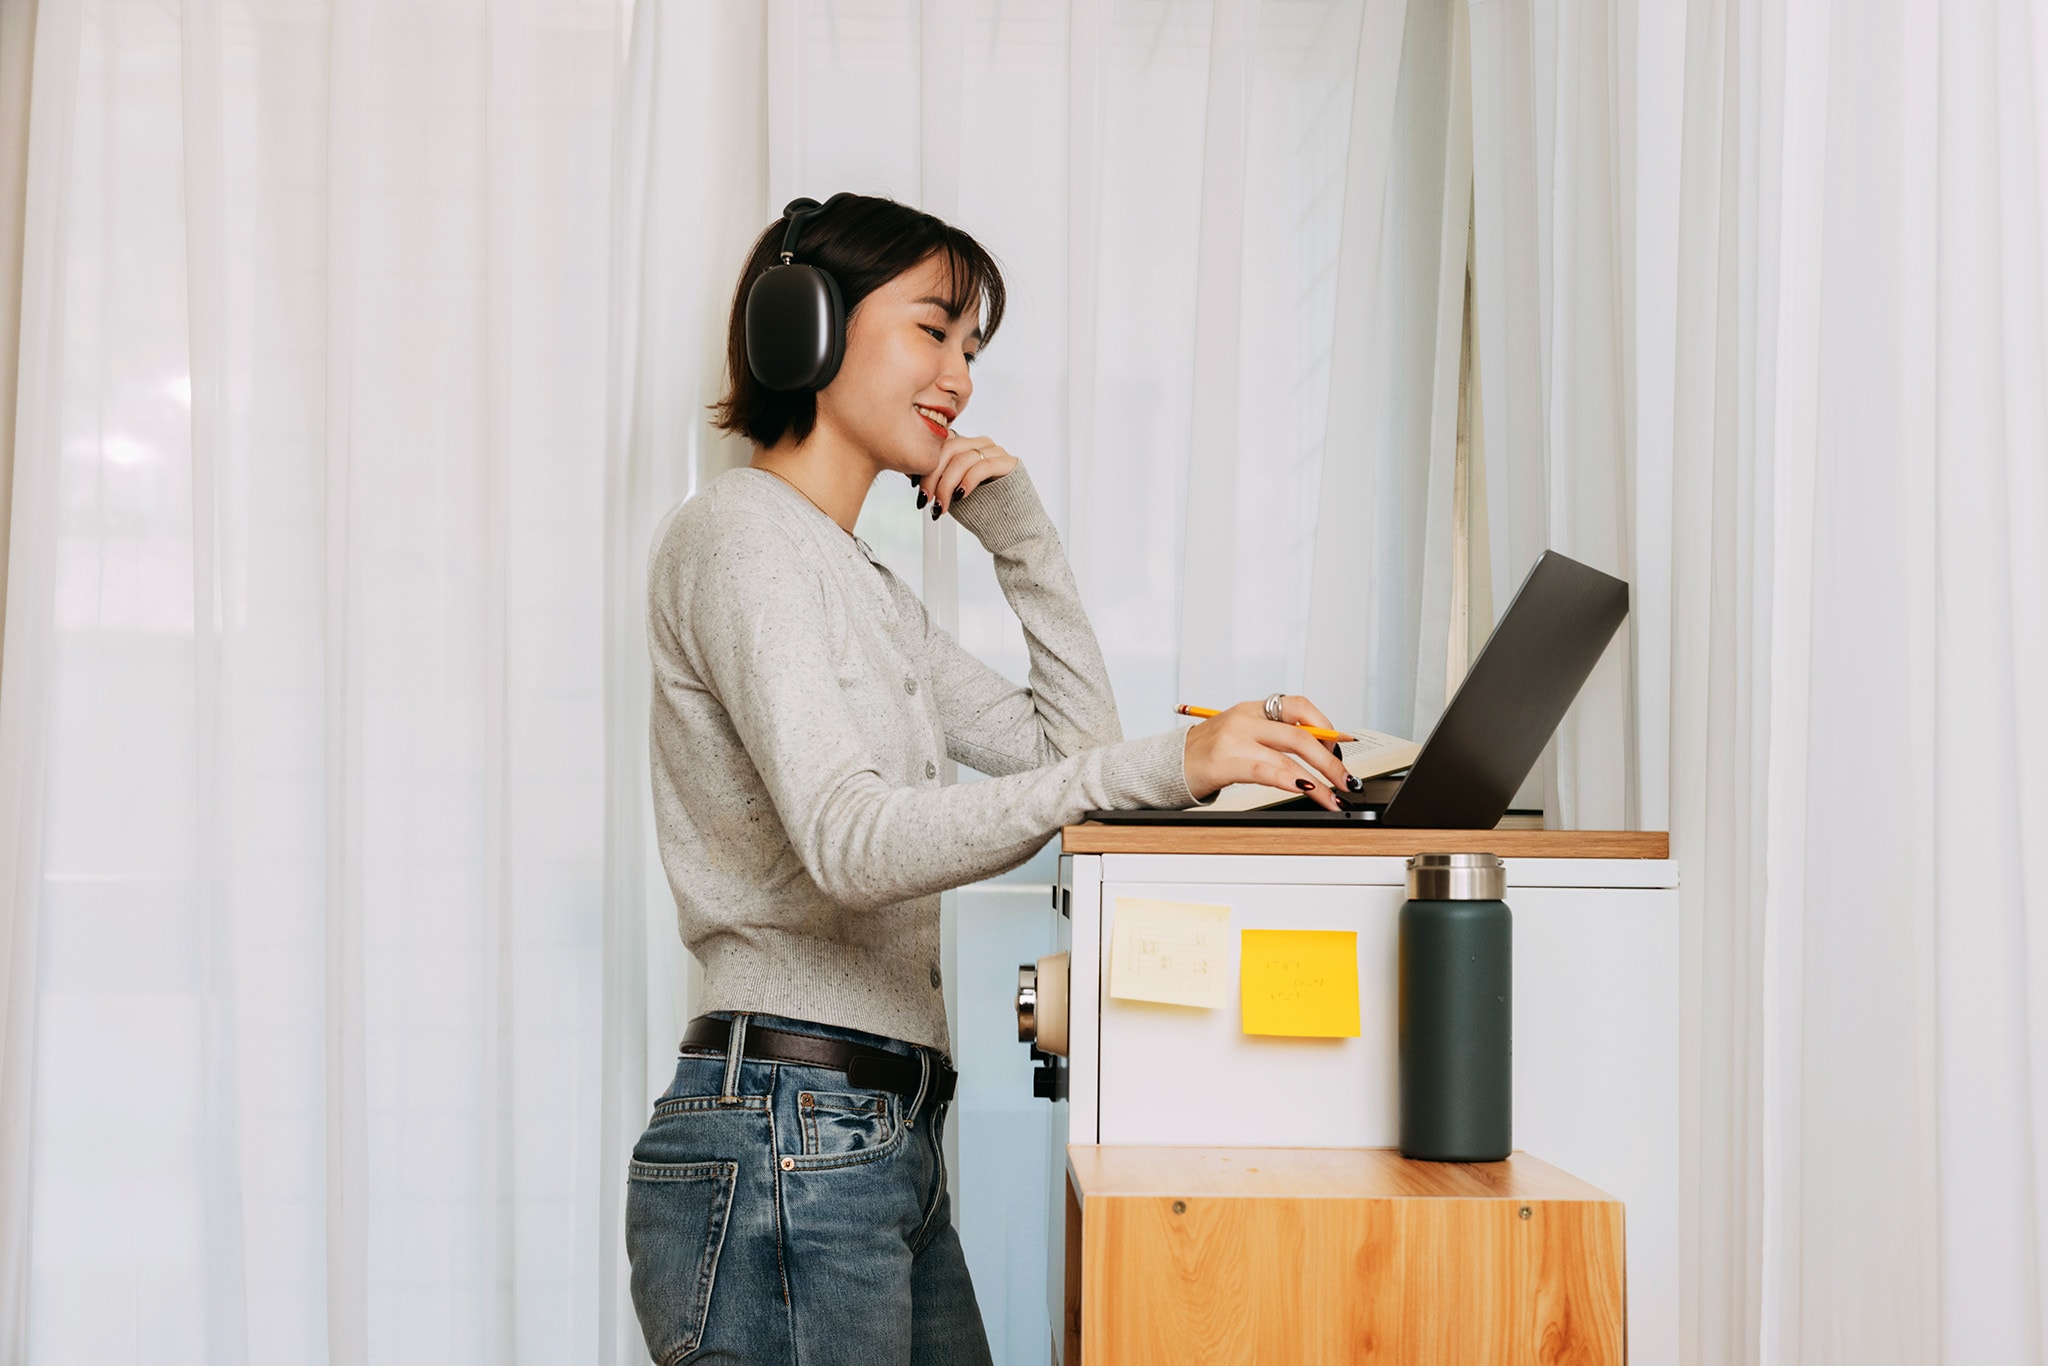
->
[845,1052,897,1094]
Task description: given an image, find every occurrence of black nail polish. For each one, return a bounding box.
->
[1346,774,1363,792]
[932,502,943,520]
[908,472,920,485]
[1333,743,1344,760]
[1296,778,1314,791]
[954,486,966,501]
[917,491,928,509]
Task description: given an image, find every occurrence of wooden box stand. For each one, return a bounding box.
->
[1064,1146,1626,1365]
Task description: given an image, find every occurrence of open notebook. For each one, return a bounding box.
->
[1198,726,1421,812]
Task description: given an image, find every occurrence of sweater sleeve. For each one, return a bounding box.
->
[672,508,1196,913]
[922,465,1125,777]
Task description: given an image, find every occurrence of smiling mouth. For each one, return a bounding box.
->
[914,404,953,437]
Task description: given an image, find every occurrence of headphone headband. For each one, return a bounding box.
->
[778,194,851,264]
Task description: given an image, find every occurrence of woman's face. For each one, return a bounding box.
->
[815,252,981,475]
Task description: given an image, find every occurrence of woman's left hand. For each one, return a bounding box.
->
[920,434,1018,520]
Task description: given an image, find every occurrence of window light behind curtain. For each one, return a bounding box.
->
[2,0,617,1361]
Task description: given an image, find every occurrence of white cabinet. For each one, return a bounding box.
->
[1041,841,1678,1366]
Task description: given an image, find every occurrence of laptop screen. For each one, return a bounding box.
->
[1378,551,1628,829]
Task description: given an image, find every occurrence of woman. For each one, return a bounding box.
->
[628,193,1358,1365]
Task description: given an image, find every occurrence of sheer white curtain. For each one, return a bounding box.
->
[0,0,622,1361]
[1473,0,2048,1360]
[0,0,29,667]
[1469,0,1650,833]
[0,1,1466,1363]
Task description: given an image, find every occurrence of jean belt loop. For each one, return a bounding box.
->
[906,1047,931,1129]
[720,1013,750,1106]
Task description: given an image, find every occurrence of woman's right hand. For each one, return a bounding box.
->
[1181,696,1357,811]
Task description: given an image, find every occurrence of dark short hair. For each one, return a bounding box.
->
[711,195,1007,448]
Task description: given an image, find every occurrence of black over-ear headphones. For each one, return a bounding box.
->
[744,194,854,392]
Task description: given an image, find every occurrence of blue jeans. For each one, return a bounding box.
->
[624,1012,996,1366]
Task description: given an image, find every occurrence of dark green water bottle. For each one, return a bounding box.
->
[1398,852,1511,1162]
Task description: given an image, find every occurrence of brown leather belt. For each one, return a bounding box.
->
[680,1015,958,1106]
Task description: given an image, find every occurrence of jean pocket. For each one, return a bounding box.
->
[790,1089,901,1169]
[625,1159,738,1365]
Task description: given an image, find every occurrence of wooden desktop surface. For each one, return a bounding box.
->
[1061,824,1669,858]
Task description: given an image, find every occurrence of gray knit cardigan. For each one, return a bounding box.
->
[647,464,1195,1053]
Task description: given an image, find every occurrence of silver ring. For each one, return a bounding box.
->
[1264,693,1287,723]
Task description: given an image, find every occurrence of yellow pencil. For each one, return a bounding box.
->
[1175,704,1356,744]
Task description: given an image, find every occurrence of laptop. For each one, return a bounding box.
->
[1083,550,1629,830]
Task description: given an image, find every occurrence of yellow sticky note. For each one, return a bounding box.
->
[1109,898,1232,1009]
[1239,930,1361,1037]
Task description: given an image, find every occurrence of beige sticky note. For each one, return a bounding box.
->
[1109,898,1232,1009]
[1239,929,1361,1037]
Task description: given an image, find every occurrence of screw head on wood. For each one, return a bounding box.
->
[1519,1206,1532,1220]
[1172,1200,1186,1215]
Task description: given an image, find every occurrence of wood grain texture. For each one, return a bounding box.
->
[1069,1147,1625,1366]
[1060,826,1669,859]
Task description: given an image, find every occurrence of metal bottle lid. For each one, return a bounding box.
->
[1406,851,1506,901]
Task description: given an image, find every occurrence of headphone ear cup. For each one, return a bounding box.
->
[811,268,846,389]
[745,263,847,391]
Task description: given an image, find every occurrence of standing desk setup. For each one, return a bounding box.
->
[1019,825,1677,1364]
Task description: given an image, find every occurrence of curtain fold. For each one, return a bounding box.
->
[0,0,79,1357]
[319,3,370,1361]
[1174,0,1258,710]
[1409,0,1474,738]
[0,0,37,675]
[176,2,253,1362]
[1299,0,1473,739]
[1468,0,1639,830]
[594,7,662,1357]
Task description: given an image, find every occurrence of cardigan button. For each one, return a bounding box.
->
[904,676,918,695]
[925,760,938,780]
